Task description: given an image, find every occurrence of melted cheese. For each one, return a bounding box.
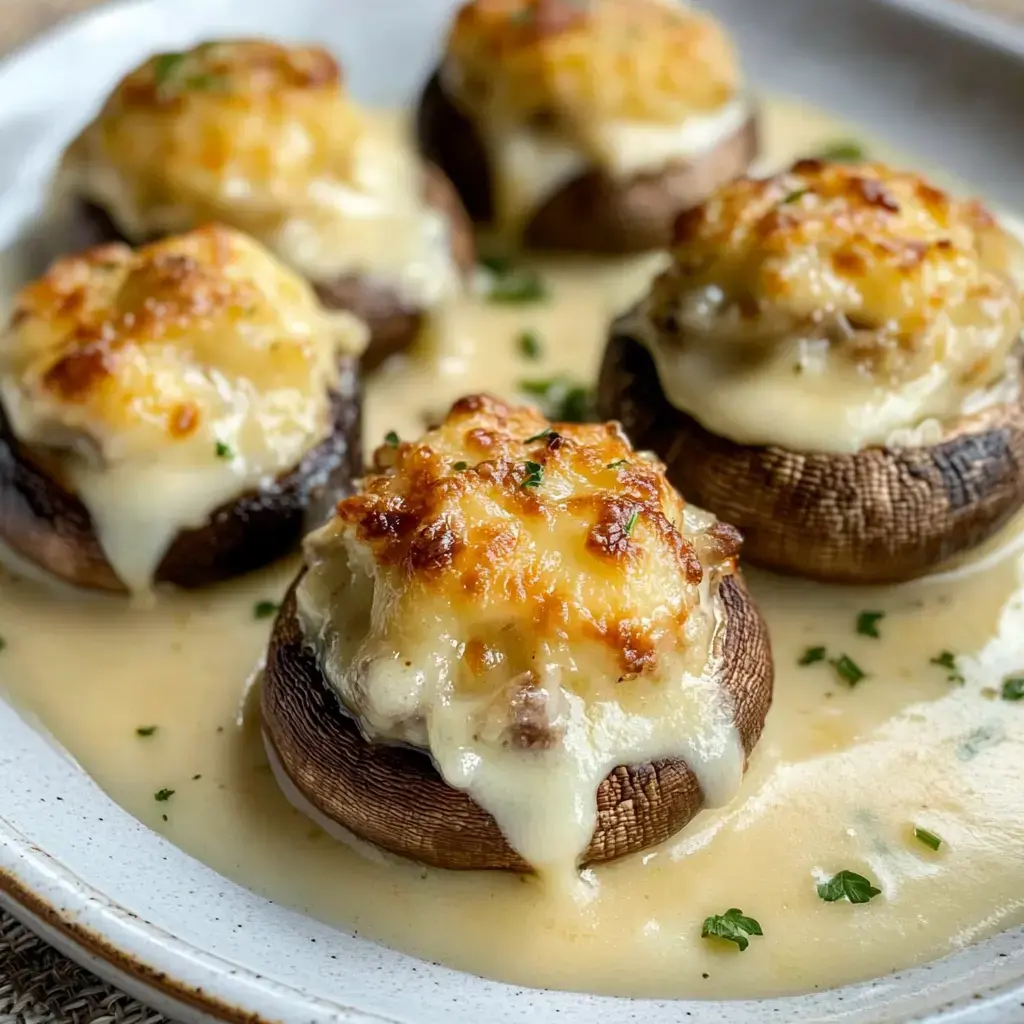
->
[60,40,461,308]
[0,225,362,593]
[296,396,745,875]
[634,160,1024,452]
[442,0,750,237]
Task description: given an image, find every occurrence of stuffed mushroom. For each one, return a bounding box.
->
[0,224,363,595]
[416,0,758,254]
[599,160,1024,584]
[59,39,475,369]
[262,394,773,873]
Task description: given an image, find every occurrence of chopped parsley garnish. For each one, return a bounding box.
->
[914,826,943,851]
[518,377,595,422]
[1001,677,1024,701]
[817,870,881,904]
[856,611,885,638]
[453,461,469,472]
[0,637,6,653]
[192,774,202,781]
[831,654,866,686]
[136,725,158,737]
[607,459,628,470]
[700,908,763,952]
[483,261,549,304]
[524,428,553,443]
[624,510,639,536]
[517,329,544,360]
[214,441,233,459]
[816,139,867,162]
[799,646,827,666]
[154,788,175,803]
[181,73,223,91]
[931,650,965,685]
[153,51,186,86]
[781,188,810,205]
[521,461,544,489]
[253,600,280,620]
[384,430,400,447]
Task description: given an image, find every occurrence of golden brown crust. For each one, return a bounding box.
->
[598,327,1024,584]
[0,361,361,592]
[261,568,772,871]
[655,160,1023,386]
[445,0,741,124]
[2,225,343,454]
[416,70,758,254]
[327,394,724,677]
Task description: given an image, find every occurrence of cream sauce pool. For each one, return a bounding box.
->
[1,96,1023,1001]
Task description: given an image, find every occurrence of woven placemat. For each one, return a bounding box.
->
[1,0,1022,1021]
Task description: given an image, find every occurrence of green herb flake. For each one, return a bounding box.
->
[799,646,827,666]
[816,870,882,904]
[182,73,223,91]
[1001,677,1024,702]
[914,826,943,852]
[253,600,280,620]
[453,461,469,472]
[0,637,6,653]
[816,139,867,162]
[214,441,233,459]
[624,510,639,536]
[831,654,866,687]
[192,774,202,781]
[153,51,186,86]
[856,611,885,638]
[384,430,401,447]
[607,459,628,470]
[484,263,549,304]
[931,650,965,685]
[700,908,764,952]
[781,188,810,205]
[524,428,553,443]
[154,788,175,803]
[136,725,158,737]
[521,461,544,489]
[517,329,544,361]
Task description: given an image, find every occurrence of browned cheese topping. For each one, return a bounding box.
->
[651,160,1024,387]
[322,394,739,683]
[444,0,741,127]
[62,39,366,241]
[0,224,353,461]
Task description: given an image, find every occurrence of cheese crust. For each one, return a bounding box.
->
[654,160,1023,386]
[302,394,739,715]
[444,0,741,126]
[61,40,462,302]
[0,224,356,467]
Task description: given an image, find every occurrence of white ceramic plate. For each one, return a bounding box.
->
[2,1,1024,1021]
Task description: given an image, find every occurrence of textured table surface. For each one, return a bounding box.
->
[0,0,1022,1022]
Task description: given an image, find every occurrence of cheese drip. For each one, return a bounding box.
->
[295,397,745,877]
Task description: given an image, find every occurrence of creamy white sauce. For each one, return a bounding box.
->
[0,95,1022,1000]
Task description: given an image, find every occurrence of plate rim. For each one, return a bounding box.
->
[0,1,1023,1022]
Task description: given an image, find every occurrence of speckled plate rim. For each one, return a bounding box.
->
[1,1,1024,1022]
